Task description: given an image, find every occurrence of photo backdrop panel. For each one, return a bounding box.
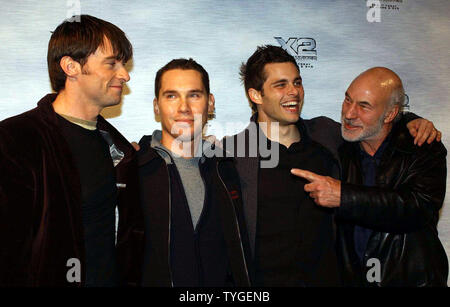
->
[1,0,449,284]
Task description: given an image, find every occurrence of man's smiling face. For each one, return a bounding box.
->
[254,62,304,126]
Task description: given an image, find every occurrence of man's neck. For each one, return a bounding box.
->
[360,125,392,156]
[52,90,101,121]
[257,116,300,148]
[161,132,202,159]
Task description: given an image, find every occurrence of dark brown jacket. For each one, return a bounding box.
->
[0,94,144,286]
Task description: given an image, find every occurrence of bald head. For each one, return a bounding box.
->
[341,67,405,147]
[353,67,405,113]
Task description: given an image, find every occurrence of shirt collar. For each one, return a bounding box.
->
[359,133,392,160]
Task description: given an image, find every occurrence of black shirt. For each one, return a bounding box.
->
[57,114,119,286]
[254,121,340,286]
[354,135,391,262]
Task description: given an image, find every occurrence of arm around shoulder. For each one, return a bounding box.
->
[337,141,447,233]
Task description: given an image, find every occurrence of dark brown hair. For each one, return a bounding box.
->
[240,45,299,113]
[47,15,132,92]
[154,58,210,98]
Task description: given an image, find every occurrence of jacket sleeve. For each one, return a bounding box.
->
[336,141,447,233]
[401,111,421,123]
[0,126,34,285]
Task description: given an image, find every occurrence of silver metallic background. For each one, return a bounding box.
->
[0,0,449,284]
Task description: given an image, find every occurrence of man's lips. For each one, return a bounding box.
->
[175,119,194,123]
[343,122,361,130]
[110,85,123,90]
[281,100,300,112]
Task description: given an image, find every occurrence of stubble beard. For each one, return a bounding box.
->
[341,114,385,142]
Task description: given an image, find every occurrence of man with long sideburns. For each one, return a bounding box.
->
[0,15,143,286]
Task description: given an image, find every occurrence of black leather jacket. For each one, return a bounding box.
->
[336,121,448,287]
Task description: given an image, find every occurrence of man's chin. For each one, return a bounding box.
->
[342,131,362,142]
[102,98,122,108]
[173,130,202,142]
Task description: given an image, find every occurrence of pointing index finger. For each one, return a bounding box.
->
[291,168,320,182]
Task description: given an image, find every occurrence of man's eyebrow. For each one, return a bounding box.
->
[188,89,204,93]
[358,100,372,107]
[271,79,288,85]
[161,90,178,95]
[271,77,302,85]
[103,56,117,61]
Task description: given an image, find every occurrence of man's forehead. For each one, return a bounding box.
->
[263,62,300,79]
[92,37,117,58]
[161,69,203,86]
[348,78,390,106]
[161,69,204,88]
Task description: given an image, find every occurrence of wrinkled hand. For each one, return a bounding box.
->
[291,168,341,208]
[131,141,140,151]
[407,118,441,146]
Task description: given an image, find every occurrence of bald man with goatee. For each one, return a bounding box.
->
[291,67,448,286]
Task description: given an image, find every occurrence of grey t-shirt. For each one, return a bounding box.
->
[172,156,205,228]
[149,130,207,228]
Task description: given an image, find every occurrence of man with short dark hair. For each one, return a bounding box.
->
[137,58,251,287]
[227,45,341,286]
[230,45,441,286]
[0,15,143,287]
[292,67,448,286]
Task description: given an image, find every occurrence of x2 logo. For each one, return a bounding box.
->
[274,37,317,69]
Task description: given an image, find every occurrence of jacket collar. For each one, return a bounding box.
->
[36,93,135,167]
[245,112,312,146]
[138,131,231,167]
[36,93,60,128]
[36,93,109,131]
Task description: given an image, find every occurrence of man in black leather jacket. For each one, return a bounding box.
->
[292,67,448,286]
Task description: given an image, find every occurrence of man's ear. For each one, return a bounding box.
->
[207,93,216,120]
[153,97,161,122]
[384,105,400,124]
[208,93,215,114]
[248,88,263,105]
[153,97,159,115]
[60,56,81,79]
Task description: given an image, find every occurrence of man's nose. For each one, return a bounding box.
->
[178,97,191,113]
[117,64,130,82]
[343,102,357,119]
[287,83,299,96]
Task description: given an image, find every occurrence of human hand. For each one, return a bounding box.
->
[291,168,341,208]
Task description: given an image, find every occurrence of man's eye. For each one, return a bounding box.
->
[275,83,285,88]
[294,81,302,87]
[359,104,370,109]
[166,94,175,99]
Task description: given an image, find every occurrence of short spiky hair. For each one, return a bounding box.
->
[47,15,133,92]
[240,45,299,113]
[154,58,210,98]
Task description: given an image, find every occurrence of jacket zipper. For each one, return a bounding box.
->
[216,160,251,285]
[194,160,209,286]
[163,161,174,287]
